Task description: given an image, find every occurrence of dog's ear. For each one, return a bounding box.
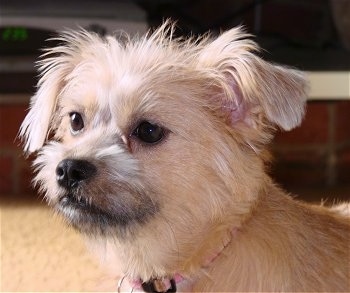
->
[19,31,97,153]
[19,57,66,153]
[197,27,308,142]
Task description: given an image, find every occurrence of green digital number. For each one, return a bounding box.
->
[2,27,28,42]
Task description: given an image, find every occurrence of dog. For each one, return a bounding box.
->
[20,22,350,292]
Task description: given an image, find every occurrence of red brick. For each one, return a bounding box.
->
[0,104,28,147]
[274,101,329,145]
[338,147,350,163]
[0,154,14,194]
[336,101,350,143]
[19,155,36,194]
[337,147,350,184]
[271,148,328,187]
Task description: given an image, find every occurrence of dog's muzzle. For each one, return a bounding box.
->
[56,159,96,189]
[52,156,158,234]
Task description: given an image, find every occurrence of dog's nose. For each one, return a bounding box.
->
[56,159,96,189]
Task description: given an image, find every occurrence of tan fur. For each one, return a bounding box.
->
[20,22,349,292]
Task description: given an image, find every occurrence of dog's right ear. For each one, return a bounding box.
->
[19,30,98,154]
[20,56,67,153]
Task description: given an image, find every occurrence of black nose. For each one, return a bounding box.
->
[56,159,96,189]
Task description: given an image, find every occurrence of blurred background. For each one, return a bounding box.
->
[1,0,350,291]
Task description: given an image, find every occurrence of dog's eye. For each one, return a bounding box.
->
[133,121,164,144]
[69,112,84,134]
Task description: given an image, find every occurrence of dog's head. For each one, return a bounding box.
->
[20,23,307,277]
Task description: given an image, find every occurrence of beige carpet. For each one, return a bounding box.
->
[0,199,117,292]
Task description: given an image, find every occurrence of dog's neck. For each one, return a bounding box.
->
[122,227,238,292]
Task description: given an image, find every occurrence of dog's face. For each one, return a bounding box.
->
[20,24,307,272]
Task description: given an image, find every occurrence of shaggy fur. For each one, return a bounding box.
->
[20,23,350,292]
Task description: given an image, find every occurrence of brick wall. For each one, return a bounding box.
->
[0,99,34,196]
[272,101,350,190]
[1,96,349,196]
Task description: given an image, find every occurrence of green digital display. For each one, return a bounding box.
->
[0,26,54,56]
[2,27,29,42]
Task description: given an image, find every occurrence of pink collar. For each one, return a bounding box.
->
[118,228,238,292]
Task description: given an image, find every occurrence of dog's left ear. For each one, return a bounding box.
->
[197,27,308,140]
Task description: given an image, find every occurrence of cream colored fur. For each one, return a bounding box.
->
[20,22,349,292]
